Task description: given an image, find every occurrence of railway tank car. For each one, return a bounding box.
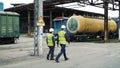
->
[66,15,117,41]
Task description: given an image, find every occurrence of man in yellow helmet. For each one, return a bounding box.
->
[55,25,70,63]
[46,28,55,60]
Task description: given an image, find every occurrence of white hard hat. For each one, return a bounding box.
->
[61,25,66,29]
[49,28,54,32]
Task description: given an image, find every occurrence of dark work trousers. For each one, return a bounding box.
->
[47,46,55,60]
[56,44,68,61]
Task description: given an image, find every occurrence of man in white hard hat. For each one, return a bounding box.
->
[46,28,55,60]
[61,25,66,29]
[55,25,70,63]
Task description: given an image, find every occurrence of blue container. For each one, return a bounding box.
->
[0,2,3,11]
[53,17,68,35]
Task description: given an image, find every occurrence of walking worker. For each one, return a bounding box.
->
[55,25,70,63]
[46,28,55,60]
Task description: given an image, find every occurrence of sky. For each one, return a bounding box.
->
[0,0,34,9]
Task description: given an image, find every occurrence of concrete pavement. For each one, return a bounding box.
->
[1,40,120,68]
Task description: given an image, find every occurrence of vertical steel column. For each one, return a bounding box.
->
[50,11,52,28]
[61,4,64,24]
[62,12,64,17]
[118,1,120,40]
[104,0,108,42]
[28,10,31,36]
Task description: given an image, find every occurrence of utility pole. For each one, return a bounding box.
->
[34,0,45,56]
[34,0,38,56]
[104,0,108,42]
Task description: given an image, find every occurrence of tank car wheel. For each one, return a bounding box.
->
[14,38,18,44]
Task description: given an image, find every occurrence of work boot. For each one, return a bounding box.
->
[47,55,49,60]
[50,58,54,60]
[65,58,69,61]
[55,60,59,63]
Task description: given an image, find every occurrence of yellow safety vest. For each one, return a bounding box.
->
[58,30,66,44]
[47,33,54,46]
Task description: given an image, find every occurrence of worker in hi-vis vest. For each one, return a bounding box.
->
[46,28,55,60]
[55,25,70,63]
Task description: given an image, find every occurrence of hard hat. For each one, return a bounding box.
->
[61,25,66,29]
[49,28,54,32]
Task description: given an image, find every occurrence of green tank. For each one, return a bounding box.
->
[0,11,19,43]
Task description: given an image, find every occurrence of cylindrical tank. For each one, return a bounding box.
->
[67,15,117,34]
[0,2,3,11]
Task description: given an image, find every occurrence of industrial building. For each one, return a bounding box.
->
[4,0,104,35]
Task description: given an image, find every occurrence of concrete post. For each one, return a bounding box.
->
[34,0,44,56]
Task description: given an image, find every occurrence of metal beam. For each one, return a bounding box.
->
[118,1,120,40]
[50,11,52,27]
[28,10,31,36]
[104,0,109,42]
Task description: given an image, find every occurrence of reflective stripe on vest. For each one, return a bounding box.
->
[47,33,54,46]
[58,30,66,44]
